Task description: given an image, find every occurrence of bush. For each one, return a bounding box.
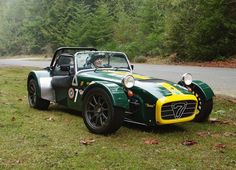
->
[134,56,147,63]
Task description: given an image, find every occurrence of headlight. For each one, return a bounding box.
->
[123,75,135,88]
[182,73,192,85]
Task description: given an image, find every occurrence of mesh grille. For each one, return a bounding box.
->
[161,100,196,120]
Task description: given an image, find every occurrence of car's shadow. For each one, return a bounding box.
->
[122,121,186,134]
[49,105,187,134]
[49,105,82,116]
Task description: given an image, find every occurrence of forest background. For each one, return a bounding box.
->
[0,0,235,61]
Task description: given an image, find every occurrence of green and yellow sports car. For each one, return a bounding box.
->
[27,47,214,134]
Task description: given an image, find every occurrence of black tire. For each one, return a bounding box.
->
[193,88,213,122]
[82,87,124,134]
[27,79,50,110]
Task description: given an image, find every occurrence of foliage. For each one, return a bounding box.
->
[0,0,235,61]
[164,0,236,61]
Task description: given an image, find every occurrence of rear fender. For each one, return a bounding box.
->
[27,70,55,101]
[82,81,129,109]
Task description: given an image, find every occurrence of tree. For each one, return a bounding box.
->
[86,2,114,47]
[65,3,92,46]
[164,0,236,61]
[137,0,168,56]
[112,0,140,58]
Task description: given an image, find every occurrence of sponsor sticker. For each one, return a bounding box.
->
[79,89,84,95]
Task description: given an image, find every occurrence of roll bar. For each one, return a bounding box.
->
[50,47,97,67]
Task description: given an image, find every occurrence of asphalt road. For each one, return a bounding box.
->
[1,58,236,98]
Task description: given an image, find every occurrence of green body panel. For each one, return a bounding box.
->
[191,80,214,101]
[82,81,129,109]
[77,70,125,84]
[127,86,157,125]
[66,87,83,111]
[66,71,132,111]
[77,71,130,108]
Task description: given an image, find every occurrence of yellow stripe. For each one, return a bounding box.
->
[109,71,150,80]
[132,73,150,80]
[161,82,182,95]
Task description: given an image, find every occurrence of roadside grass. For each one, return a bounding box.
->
[0,67,235,169]
[0,54,47,59]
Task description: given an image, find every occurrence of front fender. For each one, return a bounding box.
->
[178,80,214,101]
[191,80,214,101]
[82,81,129,109]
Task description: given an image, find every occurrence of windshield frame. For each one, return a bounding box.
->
[74,51,132,74]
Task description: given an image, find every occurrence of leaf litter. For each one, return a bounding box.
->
[144,139,159,145]
[209,118,236,126]
[215,143,226,149]
[196,131,236,138]
[181,140,197,146]
[80,139,95,145]
[46,117,55,122]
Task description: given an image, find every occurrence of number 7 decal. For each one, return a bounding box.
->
[74,89,79,102]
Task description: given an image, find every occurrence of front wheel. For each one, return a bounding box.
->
[83,88,124,134]
[28,79,50,110]
[193,88,213,122]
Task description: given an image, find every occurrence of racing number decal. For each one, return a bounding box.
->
[74,89,79,102]
[68,88,75,99]
[68,88,79,102]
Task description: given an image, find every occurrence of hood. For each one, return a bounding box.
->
[134,79,191,99]
[77,70,191,99]
[78,70,150,82]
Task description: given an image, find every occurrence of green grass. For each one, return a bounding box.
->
[0,67,236,170]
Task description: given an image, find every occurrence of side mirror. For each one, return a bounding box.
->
[131,64,134,70]
[60,64,71,72]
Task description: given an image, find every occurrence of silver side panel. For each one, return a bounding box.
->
[39,77,55,102]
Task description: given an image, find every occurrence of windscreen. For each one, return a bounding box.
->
[75,52,130,71]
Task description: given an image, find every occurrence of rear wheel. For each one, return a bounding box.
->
[83,88,124,134]
[28,79,50,110]
[193,88,213,122]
